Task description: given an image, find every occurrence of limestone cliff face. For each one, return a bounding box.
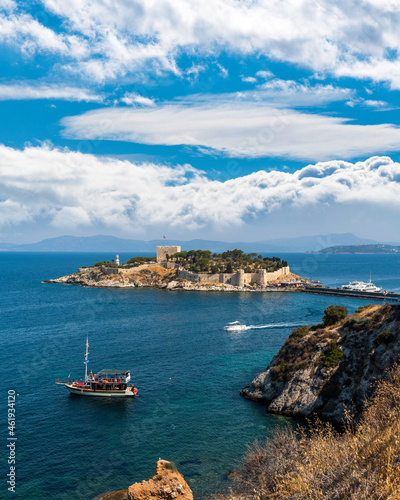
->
[45,266,247,291]
[242,304,400,424]
[45,266,179,288]
[128,460,193,500]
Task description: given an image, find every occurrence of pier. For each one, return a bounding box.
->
[304,286,400,302]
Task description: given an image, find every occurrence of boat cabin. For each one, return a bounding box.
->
[87,369,131,391]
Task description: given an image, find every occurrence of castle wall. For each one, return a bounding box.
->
[178,266,290,287]
[100,266,119,275]
[178,269,235,283]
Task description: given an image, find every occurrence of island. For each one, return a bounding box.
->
[45,245,308,291]
[318,243,400,254]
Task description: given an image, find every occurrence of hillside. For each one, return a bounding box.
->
[319,244,400,254]
[224,362,400,499]
[1,232,379,253]
[242,303,400,424]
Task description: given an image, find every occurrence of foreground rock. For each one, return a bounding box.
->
[242,304,400,424]
[128,460,192,500]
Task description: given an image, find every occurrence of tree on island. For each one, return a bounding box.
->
[225,262,233,273]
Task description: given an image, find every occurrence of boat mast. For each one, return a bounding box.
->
[84,336,89,382]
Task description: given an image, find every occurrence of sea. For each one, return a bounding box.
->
[2,251,400,499]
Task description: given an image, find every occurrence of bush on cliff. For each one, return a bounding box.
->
[322,341,343,367]
[270,362,289,382]
[374,329,394,346]
[323,305,348,326]
[225,362,400,499]
[289,325,309,339]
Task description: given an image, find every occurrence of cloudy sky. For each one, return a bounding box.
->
[1,0,400,243]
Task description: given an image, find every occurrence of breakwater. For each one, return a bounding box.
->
[304,286,400,301]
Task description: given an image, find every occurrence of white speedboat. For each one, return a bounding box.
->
[224,321,247,331]
[341,279,381,293]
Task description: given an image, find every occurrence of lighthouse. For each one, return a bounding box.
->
[115,254,120,265]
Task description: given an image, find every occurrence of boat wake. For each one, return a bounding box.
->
[245,323,300,330]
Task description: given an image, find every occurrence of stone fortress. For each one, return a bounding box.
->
[156,245,290,287]
[97,246,291,287]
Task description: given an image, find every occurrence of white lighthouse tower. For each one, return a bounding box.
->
[115,254,120,265]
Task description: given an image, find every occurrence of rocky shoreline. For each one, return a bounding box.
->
[241,303,400,424]
[44,265,305,292]
[92,460,193,500]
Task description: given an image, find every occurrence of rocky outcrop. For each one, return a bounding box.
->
[127,460,192,500]
[242,304,400,424]
[45,266,178,289]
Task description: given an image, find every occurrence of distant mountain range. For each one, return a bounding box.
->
[319,244,400,254]
[0,233,386,253]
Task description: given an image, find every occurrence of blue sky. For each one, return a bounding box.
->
[1,0,400,243]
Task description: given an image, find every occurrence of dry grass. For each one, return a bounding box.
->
[224,362,400,499]
[275,273,310,283]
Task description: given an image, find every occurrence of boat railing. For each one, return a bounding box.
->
[55,379,73,385]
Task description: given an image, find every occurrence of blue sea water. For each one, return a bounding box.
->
[1,252,400,499]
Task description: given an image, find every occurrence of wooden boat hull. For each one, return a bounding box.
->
[65,384,135,397]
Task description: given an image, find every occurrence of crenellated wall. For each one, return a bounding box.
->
[178,266,290,286]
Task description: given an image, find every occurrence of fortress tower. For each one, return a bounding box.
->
[156,246,181,263]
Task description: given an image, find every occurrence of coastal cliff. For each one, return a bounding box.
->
[242,303,400,424]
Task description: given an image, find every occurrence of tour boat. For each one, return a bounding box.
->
[55,338,137,397]
[224,320,247,332]
[341,277,381,293]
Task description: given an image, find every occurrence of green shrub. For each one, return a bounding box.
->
[374,329,394,346]
[164,462,178,472]
[355,305,371,314]
[323,305,348,326]
[310,323,324,331]
[270,362,289,382]
[225,262,233,273]
[94,261,104,267]
[290,325,309,339]
[156,474,163,481]
[323,341,343,367]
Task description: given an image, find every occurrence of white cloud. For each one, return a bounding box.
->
[364,99,387,108]
[0,1,400,86]
[0,83,103,102]
[0,0,16,11]
[242,76,257,83]
[61,91,400,161]
[1,144,400,235]
[120,92,155,107]
[216,63,228,78]
[0,9,88,58]
[256,70,274,80]
[346,97,388,109]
